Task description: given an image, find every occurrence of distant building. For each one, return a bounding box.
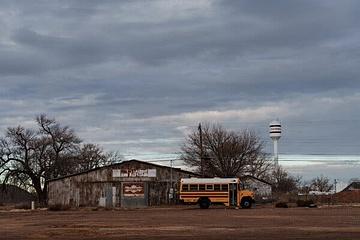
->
[47,160,197,208]
[341,182,360,192]
[335,181,360,203]
[0,185,36,204]
[241,175,272,202]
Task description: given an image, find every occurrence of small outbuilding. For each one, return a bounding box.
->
[47,159,197,208]
[0,185,36,204]
[341,181,360,192]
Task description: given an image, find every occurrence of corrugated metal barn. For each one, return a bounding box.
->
[47,160,196,208]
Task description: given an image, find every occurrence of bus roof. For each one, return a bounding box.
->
[181,178,239,184]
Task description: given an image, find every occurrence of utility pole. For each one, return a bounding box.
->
[169,159,174,204]
[332,179,338,205]
[198,123,204,177]
[170,159,173,188]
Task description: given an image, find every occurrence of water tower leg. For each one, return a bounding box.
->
[274,140,278,166]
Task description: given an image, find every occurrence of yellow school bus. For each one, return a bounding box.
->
[179,178,254,209]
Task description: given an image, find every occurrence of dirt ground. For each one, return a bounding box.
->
[0,206,359,240]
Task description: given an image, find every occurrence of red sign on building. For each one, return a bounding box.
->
[123,183,144,197]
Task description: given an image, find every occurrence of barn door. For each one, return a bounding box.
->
[121,182,148,208]
[105,186,113,208]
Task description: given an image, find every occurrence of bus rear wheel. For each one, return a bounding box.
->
[241,198,252,209]
[199,198,210,209]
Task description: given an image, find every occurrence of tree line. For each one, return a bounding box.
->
[1,116,333,205]
[181,123,334,194]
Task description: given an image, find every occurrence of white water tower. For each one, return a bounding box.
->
[269,120,282,165]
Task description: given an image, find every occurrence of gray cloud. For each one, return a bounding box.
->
[0,0,360,182]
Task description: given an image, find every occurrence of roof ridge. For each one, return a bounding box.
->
[47,159,197,182]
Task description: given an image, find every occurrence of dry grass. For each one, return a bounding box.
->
[0,206,359,239]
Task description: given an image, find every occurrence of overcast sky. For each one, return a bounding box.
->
[1,0,360,177]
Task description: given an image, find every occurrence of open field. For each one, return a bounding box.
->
[0,206,359,240]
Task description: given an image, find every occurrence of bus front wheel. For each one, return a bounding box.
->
[241,198,252,209]
[199,198,210,209]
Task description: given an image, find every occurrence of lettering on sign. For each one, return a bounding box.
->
[120,168,156,177]
[112,169,121,177]
[123,183,144,197]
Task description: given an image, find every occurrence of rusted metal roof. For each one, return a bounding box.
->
[341,181,360,192]
[47,159,198,182]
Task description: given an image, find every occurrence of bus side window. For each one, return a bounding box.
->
[221,184,228,191]
[190,184,198,191]
[182,184,189,191]
[199,184,205,191]
[214,184,221,191]
[206,184,214,191]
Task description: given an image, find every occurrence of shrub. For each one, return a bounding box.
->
[275,202,288,208]
[48,204,70,211]
[296,200,315,207]
[14,202,31,209]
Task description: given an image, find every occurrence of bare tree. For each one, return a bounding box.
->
[76,143,107,171]
[36,114,81,179]
[310,175,333,192]
[76,144,124,171]
[0,114,115,205]
[270,166,301,193]
[181,123,271,178]
[298,180,312,195]
[0,126,50,204]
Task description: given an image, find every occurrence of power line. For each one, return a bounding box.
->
[135,158,360,163]
[124,152,360,157]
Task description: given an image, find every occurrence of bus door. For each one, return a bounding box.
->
[229,183,238,206]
